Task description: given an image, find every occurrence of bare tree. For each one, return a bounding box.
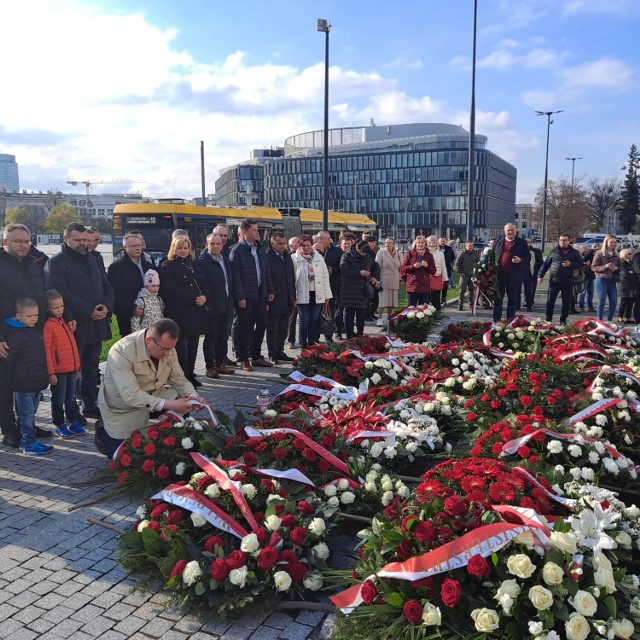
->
[42,188,66,212]
[532,177,590,242]
[587,177,622,231]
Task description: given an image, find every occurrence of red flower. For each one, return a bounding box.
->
[520,395,533,407]
[292,438,305,452]
[297,500,314,515]
[285,561,307,582]
[403,599,423,624]
[466,412,478,422]
[317,459,330,472]
[273,448,288,461]
[440,578,461,607]
[413,521,436,543]
[130,436,142,449]
[170,559,187,577]
[319,351,335,360]
[144,443,156,456]
[156,465,170,480]
[211,558,229,581]
[395,540,413,560]
[150,504,168,519]
[225,550,246,569]
[254,528,267,544]
[142,460,154,473]
[443,495,468,516]
[289,526,308,546]
[147,428,159,441]
[109,460,119,471]
[117,471,129,484]
[120,454,132,468]
[243,452,257,466]
[302,447,317,462]
[280,515,296,528]
[467,554,491,577]
[257,546,278,570]
[147,521,160,531]
[203,536,225,553]
[517,445,531,459]
[166,510,183,524]
[279,549,298,564]
[361,580,378,605]
[489,482,515,503]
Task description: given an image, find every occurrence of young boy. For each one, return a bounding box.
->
[131,269,164,332]
[1,298,53,455]
[43,289,86,438]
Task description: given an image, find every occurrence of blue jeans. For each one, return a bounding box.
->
[578,280,594,309]
[79,342,101,411]
[15,391,40,446]
[51,372,82,427]
[297,292,321,346]
[595,278,617,322]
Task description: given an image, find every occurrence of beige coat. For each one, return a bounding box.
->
[375,248,402,291]
[98,329,195,439]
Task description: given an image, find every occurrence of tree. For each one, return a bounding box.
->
[43,203,81,233]
[532,177,590,242]
[619,144,640,233]
[587,178,622,232]
[4,205,48,233]
[42,188,66,212]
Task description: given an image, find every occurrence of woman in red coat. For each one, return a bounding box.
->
[401,236,436,306]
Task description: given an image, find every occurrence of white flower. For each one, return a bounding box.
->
[337,478,350,491]
[308,517,326,536]
[240,533,260,554]
[229,566,248,588]
[135,506,146,519]
[529,585,554,610]
[264,409,277,418]
[273,570,292,591]
[241,484,257,499]
[588,451,600,465]
[495,579,521,602]
[547,440,563,454]
[181,437,194,449]
[371,373,382,385]
[312,542,330,559]
[190,513,207,527]
[136,519,150,532]
[327,496,339,507]
[397,484,410,498]
[611,619,635,638]
[205,484,221,499]
[302,571,323,591]
[364,481,377,493]
[175,462,186,476]
[381,490,394,506]
[422,602,441,626]
[542,562,564,585]
[265,514,282,531]
[506,553,536,579]
[324,484,337,497]
[573,590,598,617]
[384,447,397,459]
[550,531,578,554]
[182,560,203,586]
[340,491,355,504]
[529,621,544,636]
[565,613,590,640]
[616,531,632,548]
[568,444,582,457]
[471,608,500,632]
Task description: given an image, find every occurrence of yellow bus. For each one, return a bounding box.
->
[112,201,376,258]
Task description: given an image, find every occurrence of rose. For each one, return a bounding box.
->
[610,619,635,639]
[573,590,597,617]
[273,570,293,591]
[361,580,378,605]
[240,533,260,554]
[471,608,500,633]
[170,559,187,578]
[285,561,307,582]
[203,535,224,553]
[257,547,278,570]
[190,513,207,527]
[308,518,326,536]
[302,571,323,591]
[495,579,521,600]
[550,531,578,554]
[413,521,436,542]
[229,566,248,588]
[594,566,616,594]
[542,562,564,586]
[324,485,337,497]
[265,515,282,531]
[205,484,220,499]
[565,613,590,640]
[210,558,229,581]
[298,500,314,515]
[467,554,490,578]
[241,484,257,499]
[312,542,330,560]
[616,531,633,549]
[422,602,441,626]
[225,550,246,569]
[506,553,536,579]
[529,585,553,610]
[440,578,461,608]
[340,491,355,505]
[403,599,423,624]
[290,527,308,546]
[182,560,203,586]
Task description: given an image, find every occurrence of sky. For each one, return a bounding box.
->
[1,0,639,204]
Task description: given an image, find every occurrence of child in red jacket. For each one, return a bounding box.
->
[43,289,86,438]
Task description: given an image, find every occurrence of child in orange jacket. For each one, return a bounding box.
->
[43,289,86,438]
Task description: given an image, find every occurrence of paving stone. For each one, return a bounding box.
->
[66,632,94,640]
[7,591,40,609]
[113,615,147,635]
[295,611,325,627]
[158,631,189,640]
[90,590,122,609]
[0,617,24,639]
[200,616,233,635]
[50,618,84,636]
[70,604,105,623]
[317,614,336,640]
[103,602,136,621]
[48,568,77,584]
[158,604,188,621]
[42,604,76,624]
[12,604,47,625]
[35,592,67,610]
[279,621,315,640]
[236,609,269,629]
[183,634,220,640]
[96,632,127,640]
[53,580,85,597]
[0,602,19,621]
[132,600,165,621]
[219,624,253,640]
[249,627,281,640]
[121,590,153,606]
[28,580,58,596]
[2,628,39,640]
[5,578,34,595]
[62,592,94,611]
[173,614,203,633]
[139,617,175,637]
[263,611,294,630]
[79,615,115,636]
[26,617,56,635]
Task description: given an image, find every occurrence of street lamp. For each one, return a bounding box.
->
[535,110,563,251]
[466,0,478,243]
[565,156,582,191]
[317,18,331,232]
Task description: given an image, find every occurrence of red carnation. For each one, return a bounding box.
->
[109,460,119,471]
[211,558,229,581]
[466,412,478,422]
[170,559,187,577]
[285,561,307,582]
[120,454,132,468]
[142,460,154,473]
[467,554,491,577]
[290,526,308,546]
[147,428,159,441]
[257,546,278,570]
[163,436,176,446]
[166,509,183,524]
[225,550,246,569]
[203,535,225,553]
[297,500,314,515]
[273,448,288,461]
[147,521,160,531]
[150,504,168,519]
[291,438,305,452]
[302,447,317,462]
[156,465,170,480]
[517,445,531,459]
[361,580,378,605]
[130,436,142,449]
[143,443,156,456]
[403,599,423,624]
[440,578,461,607]
[413,521,436,543]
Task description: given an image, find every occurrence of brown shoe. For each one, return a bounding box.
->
[216,365,235,375]
[252,357,274,367]
[241,359,254,372]
[206,368,220,379]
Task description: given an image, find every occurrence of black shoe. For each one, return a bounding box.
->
[189,376,203,388]
[278,354,295,362]
[2,434,20,449]
[75,415,88,427]
[93,420,107,456]
[35,427,53,439]
[223,357,237,367]
[82,407,102,420]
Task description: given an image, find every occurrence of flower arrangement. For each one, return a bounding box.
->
[440,320,493,345]
[471,249,498,307]
[390,305,443,344]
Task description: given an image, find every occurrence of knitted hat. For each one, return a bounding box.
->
[144,269,160,286]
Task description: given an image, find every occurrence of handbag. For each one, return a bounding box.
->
[429,273,444,291]
[364,279,375,300]
[319,300,336,335]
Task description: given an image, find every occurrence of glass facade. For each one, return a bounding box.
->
[215,164,265,207]
[0,154,19,193]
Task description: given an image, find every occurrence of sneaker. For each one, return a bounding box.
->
[35,427,53,439]
[21,441,53,456]
[375,318,385,326]
[67,422,87,436]
[55,425,75,439]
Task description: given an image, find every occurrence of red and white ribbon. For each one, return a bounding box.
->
[567,397,624,425]
[512,467,576,507]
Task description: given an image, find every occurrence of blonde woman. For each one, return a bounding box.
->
[400,236,436,306]
[375,238,402,322]
[591,235,620,322]
[427,235,447,311]
[160,235,208,386]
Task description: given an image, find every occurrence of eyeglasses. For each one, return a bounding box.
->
[150,335,174,353]
[8,239,31,246]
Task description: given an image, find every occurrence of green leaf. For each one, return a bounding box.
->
[194,581,206,596]
[383,592,404,608]
[604,595,617,619]
[564,579,579,596]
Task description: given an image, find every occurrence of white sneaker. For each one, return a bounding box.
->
[375,318,385,326]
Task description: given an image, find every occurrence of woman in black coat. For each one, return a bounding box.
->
[340,240,380,338]
[160,235,208,387]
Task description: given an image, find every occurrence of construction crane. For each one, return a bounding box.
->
[66,179,146,195]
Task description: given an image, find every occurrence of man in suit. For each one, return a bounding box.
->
[266,233,296,364]
[493,223,530,322]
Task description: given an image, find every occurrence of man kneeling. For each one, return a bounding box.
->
[96,318,205,458]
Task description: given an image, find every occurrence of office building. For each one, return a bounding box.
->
[0,154,19,193]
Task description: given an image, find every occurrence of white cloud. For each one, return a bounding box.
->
[381,56,424,70]
[559,57,634,89]
[562,0,640,17]
[478,49,518,70]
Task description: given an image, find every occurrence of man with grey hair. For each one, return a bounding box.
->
[213,224,230,257]
[85,226,106,272]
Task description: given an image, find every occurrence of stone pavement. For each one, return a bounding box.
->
[0,292,561,640]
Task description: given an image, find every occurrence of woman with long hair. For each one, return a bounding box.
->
[400,236,436,306]
[426,235,446,311]
[375,237,402,323]
[160,235,208,386]
[591,234,620,322]
[340,240,378,338]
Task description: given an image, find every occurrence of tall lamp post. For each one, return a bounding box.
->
[535,110,563,251]
[565,156,582,191]
[317,18,331,232]
[466,0,478,243]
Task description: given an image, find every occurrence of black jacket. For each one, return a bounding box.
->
[1,320,49,392]
[44,244,114,346]
[229,241,274,302]
[196,250,234,316]
[340,249,375,310]
[619,260,637,298]
[322,245,344,295]
[439,244,456,278]
[160,257,208,335]
[0,249,46,342]
[539,245,583,285]
[266,248,296,316]
[107,253,155,320]
[583,249,596,282]
[494,235,531,288]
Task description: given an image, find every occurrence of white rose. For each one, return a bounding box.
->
[205,484,221,499]
[327,496,339,507]
[303,571,324,591]
[495,579,521,600]
[175,462,186,476]
[182,560,203,586]
[381,490,394,506]
[529,621,544,636]
[137,519,150,532]
[273,570,292,591]
[308,517,326,536]
[241,484,257,499]
[265,514,282,531]
[529,585,554,610]
[407,312,416,319]
[422,602,442,626]
[565,613,590,640]
[324,484,337,497]
[190,513,207,527]
[240,533,260,554]
[364,481,377,493]
[550,531,578,554]
[416,312,425,319]
[370,373,382,385]
[611,619,635,639]
[338,478,350,491]
[616,531,632,548]
[471,608,500,632]
[594,566,616,594]
[573,590,597,617]
[312,542,330,559]
[542,562,564,585]
[264,409,277,418]
[506,553,536,579]
[181,437,194,449]
[340,491,355,504]
[229,566,248,588]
